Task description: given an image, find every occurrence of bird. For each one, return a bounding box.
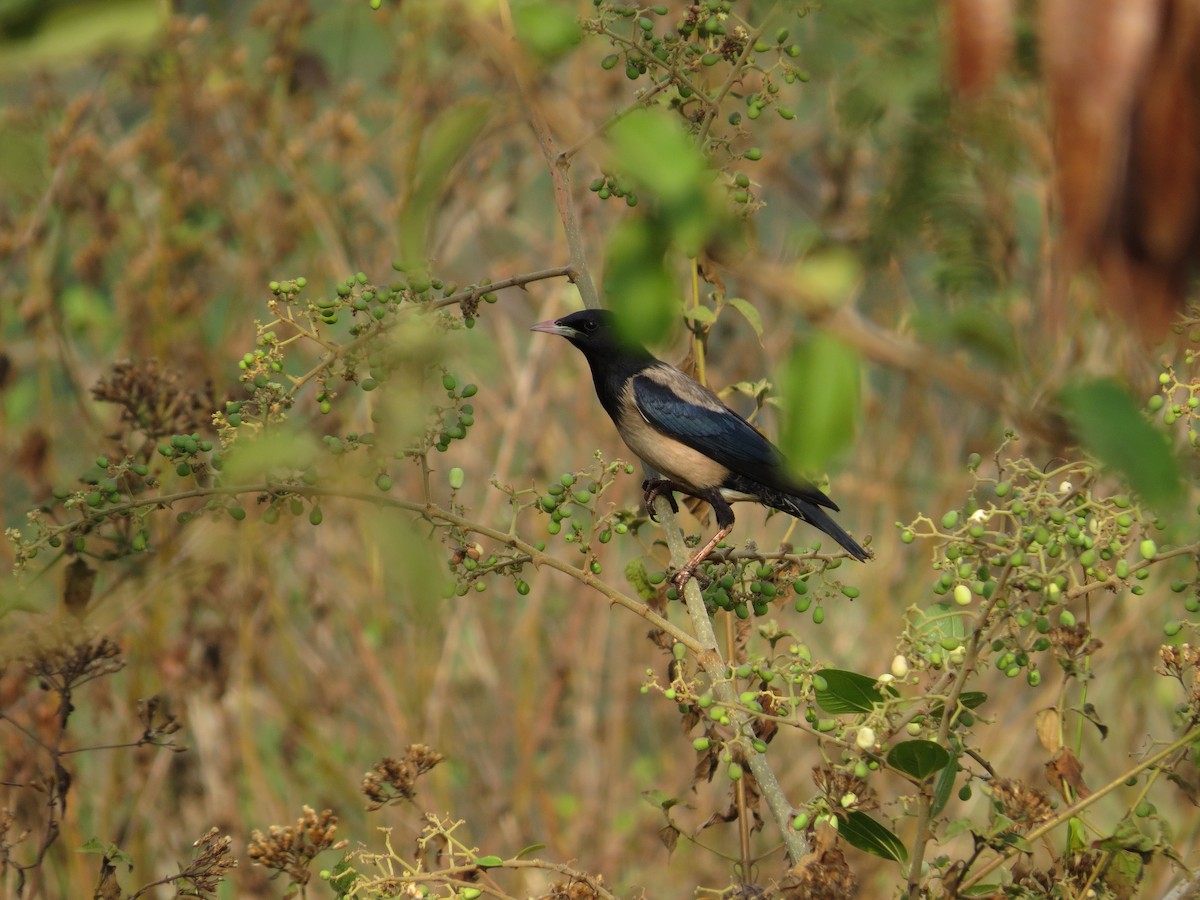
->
[531,308,869,586]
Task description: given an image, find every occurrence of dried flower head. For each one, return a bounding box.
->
[537,875,607,900]
[25,627,123,695]
[362,745,445,810]
[1047,624,1102,662]
[176,827,237,893]
[1157,643,1200,679]
[812,765,877,813]
[989,777,1053,830]
[247,806,344,886]
[91,359,216,441]
[778,820,858,899]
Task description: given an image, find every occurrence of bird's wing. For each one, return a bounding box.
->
[631,367,838,510]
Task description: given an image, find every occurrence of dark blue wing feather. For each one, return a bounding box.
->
[631,370,837,510]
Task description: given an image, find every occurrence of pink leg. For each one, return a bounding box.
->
[671,523,734,589]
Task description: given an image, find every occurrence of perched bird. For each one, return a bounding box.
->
[531,308,869,586]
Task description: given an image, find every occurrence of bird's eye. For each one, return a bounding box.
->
[582,319,598,333]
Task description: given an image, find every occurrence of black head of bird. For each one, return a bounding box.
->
[532,308,869,586]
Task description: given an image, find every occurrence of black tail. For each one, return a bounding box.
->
[769,491,870,561]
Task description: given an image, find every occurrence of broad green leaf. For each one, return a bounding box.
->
[931,758,960,817]
[641,789,681,811]
[511,0,581,62]
[603,218,676,346]
[473,855,504,867]
[929,691,988,727]
[914,601,969,643]
[814,668,882,714]
[887,740,952,781]
[327,859,358,896]
[914,305,1017,368]
[725,297,764,340]
[1067,816,1087,853]
[1060,378,1182,510]
[78,838,134,867]
[684,304,716,324]
[959,691,988,710]
[0,0,161,74]
[841,811,908,863]
[792,248,861,306]
[779,331,861,472]
[396,99,492,276]
[607,108,726,254]
[994,830,1033,853]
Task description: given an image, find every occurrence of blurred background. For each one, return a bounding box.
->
[1,0,1198,896]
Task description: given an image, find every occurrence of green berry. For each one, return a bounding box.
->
[309,507,323,526]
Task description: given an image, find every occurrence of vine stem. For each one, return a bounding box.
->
[286,265,576,399]
[494,0,599,309]
[654,496,808,863]
[40,483,703,654]
[959,726,1200,892]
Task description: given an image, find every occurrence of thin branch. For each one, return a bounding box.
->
[285,264,575,398]
[494,0,600,308]
[959,726,1200,891]
[30,483,703,654]
[654,496,808,862]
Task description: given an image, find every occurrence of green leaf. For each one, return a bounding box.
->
[641,789,681,811]
[684,304,716,324]
[792,248,861,306]
[473,854,504,867]
[0,0,161,75]
[515,843,546,859]
[959,691,988,710]
[887,740,952,780]
[778,331,861,472]
[840,811,908,863]
[78,838,134,868]
[814,668,882,714]
[327,858,358,896]
[1060,378,1182,510]
[928,691,988,727]
[397,99,492,275]
[603,218,676,346]
[725,297,763,340]
[607,108,727,254]
[931,758,960,817]
[914,601,969,643]
[511,0,581,62]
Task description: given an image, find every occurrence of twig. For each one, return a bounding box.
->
[655,496,808,862]
[959,727,1200,891]
[30,483,703,654]
[494,0,600,309]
